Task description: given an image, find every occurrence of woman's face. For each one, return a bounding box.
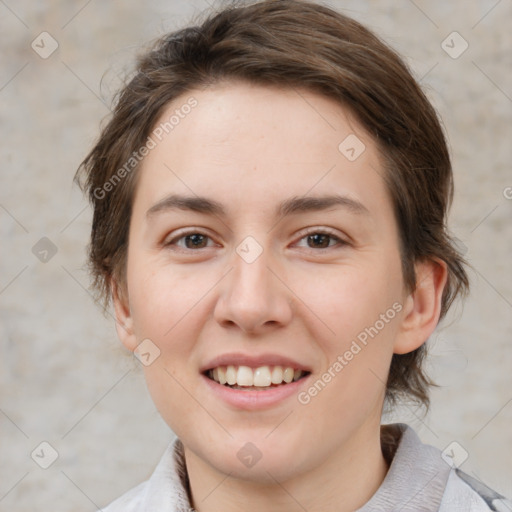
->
[116,82,414,482]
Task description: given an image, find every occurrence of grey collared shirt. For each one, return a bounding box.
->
[102,424,511,511]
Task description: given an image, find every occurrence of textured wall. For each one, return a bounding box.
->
[1,0,511,510]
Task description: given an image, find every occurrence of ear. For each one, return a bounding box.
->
[111,279,138,352]
[394,259,448,354]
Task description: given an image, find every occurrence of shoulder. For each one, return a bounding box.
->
[361,424,510,512]
[99,439,191,512]
[101,481,146,512]
[439,468,512,512]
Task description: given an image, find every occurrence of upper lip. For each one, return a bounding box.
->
[200,353,311,373]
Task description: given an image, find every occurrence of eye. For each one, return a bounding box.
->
[295,230,347,250]
[165,231,216,250]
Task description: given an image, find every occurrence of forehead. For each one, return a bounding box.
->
[134,81,390,220]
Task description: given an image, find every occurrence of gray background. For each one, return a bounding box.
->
[1,0,511,510]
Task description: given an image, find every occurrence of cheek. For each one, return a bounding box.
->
[294,259,403,344]
[295,258,403,401]
[127,265,215,434]
[142,363,207,443]
[127,259,215,342]
[297,270,401,429]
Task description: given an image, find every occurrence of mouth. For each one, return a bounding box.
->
[205,365,310,391]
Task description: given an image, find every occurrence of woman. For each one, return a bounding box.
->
[77,1,511,510]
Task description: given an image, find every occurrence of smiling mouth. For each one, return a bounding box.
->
[206,365,310,390]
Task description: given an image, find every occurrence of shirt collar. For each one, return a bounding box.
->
[143,424,451,511]
[357,424,451,511]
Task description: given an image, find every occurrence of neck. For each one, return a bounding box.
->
[184,423,389,512]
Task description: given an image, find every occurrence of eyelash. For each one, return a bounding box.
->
[164,228,348,252]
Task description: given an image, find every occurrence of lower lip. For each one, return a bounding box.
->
[201,374,310,410]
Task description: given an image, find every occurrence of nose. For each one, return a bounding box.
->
[213,245,293,334]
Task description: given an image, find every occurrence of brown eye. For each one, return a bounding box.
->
[183,233,209,249]
[306,233,335,249]
[165,231,215,250]
[296,231,345,250]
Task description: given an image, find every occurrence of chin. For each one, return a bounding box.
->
[188,433,314,484]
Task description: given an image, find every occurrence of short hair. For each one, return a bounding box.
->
[76,0,469,409]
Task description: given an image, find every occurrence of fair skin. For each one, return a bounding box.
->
[113,81,447,512]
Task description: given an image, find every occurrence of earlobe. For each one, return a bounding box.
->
[394,259,448,355]
[111,279,138,352]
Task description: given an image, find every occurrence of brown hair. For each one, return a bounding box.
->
[76,0,469,408]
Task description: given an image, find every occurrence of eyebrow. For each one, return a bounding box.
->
[146,195,225,217]
[278,194,369,217]
[146,193,370,218]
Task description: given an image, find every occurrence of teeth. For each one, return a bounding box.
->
[254,366,272,387]
[226,365,237,385]
[271,366,283,384]
[237,366,253,386]
[217,366,227,384]
[283,367,294,383]
[208,365,306,387]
